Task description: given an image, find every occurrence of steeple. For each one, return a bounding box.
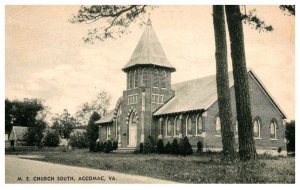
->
[122,19,176,72]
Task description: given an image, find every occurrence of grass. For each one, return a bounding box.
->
[6,147,295,183]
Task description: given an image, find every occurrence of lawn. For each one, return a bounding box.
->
[6,147,295,184]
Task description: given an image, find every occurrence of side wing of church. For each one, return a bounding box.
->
[95,19,287,155]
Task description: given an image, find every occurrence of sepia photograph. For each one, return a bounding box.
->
[4,2,296,185]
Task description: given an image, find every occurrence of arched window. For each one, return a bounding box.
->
[270,119,277,139]
[216,116,221,135]
[134,70,139,88]
[197,114,203,135]
[160,70,167,88]
[186,115,195,136]
[130,112,137,124]
[235,118,238,135]
[160,118,165,136]
[128,72,131,89]
[142,68,150,87]
[175,117,181,136]
[167,118,174,136]
[153,69,159,87]
[106,125,111,139]
[253,117,261,138]
[116,107,122,142]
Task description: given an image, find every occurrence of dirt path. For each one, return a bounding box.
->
[5,155,177,184]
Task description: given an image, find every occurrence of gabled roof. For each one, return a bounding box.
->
[8,126,28,141]
[122,19,175,72]
[154,69,287,119]
[95,110,114,125]
[154,72,234,116]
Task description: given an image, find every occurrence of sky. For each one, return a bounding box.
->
[5,5,295,120]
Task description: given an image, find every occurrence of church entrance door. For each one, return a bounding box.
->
[128,112,137,147]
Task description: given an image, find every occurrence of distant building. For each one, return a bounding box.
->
[96,19,287,156]
[8,126,28,146]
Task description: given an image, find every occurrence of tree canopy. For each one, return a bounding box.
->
[5,98,48,133]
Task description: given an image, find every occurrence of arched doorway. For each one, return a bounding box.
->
[128,112,138,147]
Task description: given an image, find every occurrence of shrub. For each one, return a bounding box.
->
[43,131,60,147]
[69,131,89,149]
[139,143,144,153]
[143,136,155,154]
[171,139,180,155]
[113,140,118,150]
[164,141,171,154]
[156,139,165,154]
[180,136,193,156]
[197,141,203,153]
[278,146,283,153]
[95,141,104,152]
[104,140,113,153]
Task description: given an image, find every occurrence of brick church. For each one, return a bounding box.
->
[96,19,287,155]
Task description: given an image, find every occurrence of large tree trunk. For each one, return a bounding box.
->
[225,5,257,161]
[212,5,236,161]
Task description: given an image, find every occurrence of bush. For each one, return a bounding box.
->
[104,140,113,153]
[164,141,171,154]
[112,140,118,150]
[43,131,60,147]
[197,141,203,153]
[156,139,165,154]
[171,139,180,155]
[69,131,89,149]
[143,136,155,154]
[95,141,105,152]
[139,143,144,153]
[180,136,193,156]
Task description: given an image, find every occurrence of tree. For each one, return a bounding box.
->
[285,120,295,153]
[70,5,152,43]
[23,119,47,146]
[75,91,111,127]
[225,5,257,161]
[69,131,89,148]
[86,112,101,152]
[170,139,180,155]
[5,98,47,133]
[213,5,236,161]
[52,109,76,139]
[156,139,165,154]
[43,131,60,147]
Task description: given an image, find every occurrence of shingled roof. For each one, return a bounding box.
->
[154,69,287,119]
[122,19,175,72]
[8,126,28,141]
[95,110,114,125]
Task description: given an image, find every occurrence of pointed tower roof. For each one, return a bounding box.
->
[122,19,176,72]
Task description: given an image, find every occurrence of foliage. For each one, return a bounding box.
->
[171,139,180,155]
[86,112,101,152]
[143,136,155,154]
[156,139,165,154]
[241,8,273,32]
[139,143,144,153]
[70,5,154,43]
[197,141,203,153]
[5,98,47,133]
[23,120,47,146]
[95,141,105,152]
[180,137,193,156]
[52,109,76,139]
[75,91,111,127]
[164,141,171,154]
[104,140,113,153]
[69,131,89,148]
[112,140,118,150]
[285,120,295,153]
[43,131,60,147]
[279,5,295,16]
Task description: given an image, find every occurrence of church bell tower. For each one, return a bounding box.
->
[121,19,175,148]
